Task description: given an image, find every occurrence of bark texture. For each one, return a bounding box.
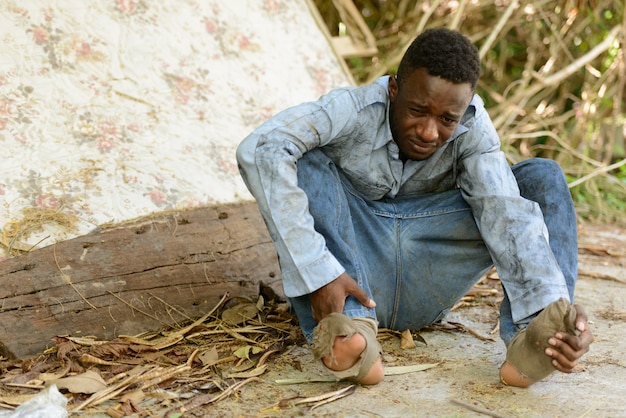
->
[0,202,283,359]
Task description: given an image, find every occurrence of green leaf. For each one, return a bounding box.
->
[233,345,263,360]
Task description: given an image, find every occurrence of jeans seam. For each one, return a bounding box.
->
[372,207,471,218]
[390,207,402,328]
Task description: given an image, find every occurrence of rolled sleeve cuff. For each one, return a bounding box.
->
[509,284,571,324]
[281,252,345,298]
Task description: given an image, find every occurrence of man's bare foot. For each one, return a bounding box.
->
[500,299,592,388]
[499,360,532,388]
[312,313,384,384]
[322,333,384,385]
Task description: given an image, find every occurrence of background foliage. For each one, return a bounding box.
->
[314,0,625,225]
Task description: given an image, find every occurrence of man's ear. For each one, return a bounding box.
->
[388,75,398,101]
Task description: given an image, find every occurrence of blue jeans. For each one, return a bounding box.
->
[289,150,578,346]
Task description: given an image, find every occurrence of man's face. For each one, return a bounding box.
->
[388,67,474,161]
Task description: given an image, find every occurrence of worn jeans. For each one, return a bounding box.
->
[289,149,578,346]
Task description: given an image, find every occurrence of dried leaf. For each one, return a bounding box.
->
[414,333,427,345]
[105,405,125,418]
[222,303,259,325]
[66,336,108,346]
[230,359,256,373]
[120,388,145,404]
[0,393,39,407]
[118,334,183,350]
[256,295,265,311]
[51,369,108,394]
[67,360,85,374]
[140,364,192,388]
[278,385,356,408]
[384,363,439,375]
[151,335,184,350]
[80,353,122,366]
[1,363,54,385]
[275,376,339,384]
[1,293,303,415]
[226,364,267,378]
[223,327,259,344]
[400,329,416,349]
[38,366,70,383]
[118,335,153,345]
[198,347,219,366]
[118,400,135,415]
[55,339,76,361]
[90,342,132,359]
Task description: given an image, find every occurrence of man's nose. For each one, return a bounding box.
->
[418,117,439,142]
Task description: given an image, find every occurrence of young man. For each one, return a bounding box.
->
[237,28,592,386]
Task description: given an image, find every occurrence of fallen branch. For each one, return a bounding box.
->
[450,399,506,418]
[277,384,356,410]
[275,363,439,384]
[384,363,439,376]
[310,386,357,411]
[431,321,496,342]
[578,269,626,284]
[568,158,626,189]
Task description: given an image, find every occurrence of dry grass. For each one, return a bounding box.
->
[0,207,78,256]
[316,0,626,224]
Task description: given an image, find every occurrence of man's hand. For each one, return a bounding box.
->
[545,304,593,373]
[310,272,376,322]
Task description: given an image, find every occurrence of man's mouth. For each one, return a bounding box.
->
[408,137,435,154]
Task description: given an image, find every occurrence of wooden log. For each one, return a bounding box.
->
[0,202,284,359]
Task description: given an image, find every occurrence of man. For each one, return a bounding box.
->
[236,28,592,386]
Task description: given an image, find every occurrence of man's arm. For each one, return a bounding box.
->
[457,109,593,380]
[236,89,361,299]
[455,101,570,324]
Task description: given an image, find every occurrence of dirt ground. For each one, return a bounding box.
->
[192,222,626,418]
[3,222,624,418]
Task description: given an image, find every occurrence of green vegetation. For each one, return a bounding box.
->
[314,0,625,225]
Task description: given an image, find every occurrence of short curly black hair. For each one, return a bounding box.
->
[396,28,481,89]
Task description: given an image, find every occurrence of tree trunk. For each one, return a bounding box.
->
[0,202,283,359]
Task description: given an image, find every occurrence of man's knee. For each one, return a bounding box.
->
[513,158,569,198]
[297,149,331,173]
[513,157,565,181]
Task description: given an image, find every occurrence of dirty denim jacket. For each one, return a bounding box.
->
[237,76,569,324]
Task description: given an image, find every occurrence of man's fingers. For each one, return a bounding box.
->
[545,344,577,372]
[551,358,576,373]
[573,304,589,333]
[555,331,591,355]
[347,281,376,308]
[546,333,592,372]
[548,337,577,362]
[310,273,376,323]
[542,304,594,375]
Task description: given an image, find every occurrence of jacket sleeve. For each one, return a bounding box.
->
[455,100,570,324]
[236,91,357,297]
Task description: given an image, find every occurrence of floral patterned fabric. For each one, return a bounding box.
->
[0,0,351,256]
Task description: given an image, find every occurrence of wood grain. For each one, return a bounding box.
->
[0,202,283,359]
